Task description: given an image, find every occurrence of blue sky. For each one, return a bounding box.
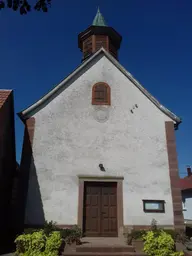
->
[0,0,191,177]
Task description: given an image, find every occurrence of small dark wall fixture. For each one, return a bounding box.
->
[99,164,106,172]
[130,104,138,114]
[143,200,165,213]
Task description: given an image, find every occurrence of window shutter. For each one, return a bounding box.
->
[92,83,110,105]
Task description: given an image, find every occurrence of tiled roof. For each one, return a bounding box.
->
[180,175,192,190]
[0,90,12,108]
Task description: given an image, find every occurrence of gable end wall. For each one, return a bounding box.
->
[21,56,183,230]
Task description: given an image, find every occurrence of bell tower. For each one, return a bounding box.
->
[78,8,122,61]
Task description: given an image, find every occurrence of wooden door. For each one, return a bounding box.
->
[100,183,117,236]
[83,182,101,236]
[83,182,117,237]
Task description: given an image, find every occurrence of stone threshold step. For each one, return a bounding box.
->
[76,246,135,253]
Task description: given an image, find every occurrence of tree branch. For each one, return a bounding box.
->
[0,0,51,14]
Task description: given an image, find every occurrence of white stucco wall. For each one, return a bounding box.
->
[25,55,174,227]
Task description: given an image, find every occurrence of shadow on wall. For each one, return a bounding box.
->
[0,93,17,253]
[16,123,45,233]
[1,155,45,254]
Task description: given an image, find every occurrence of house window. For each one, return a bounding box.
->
[143,200,165,213]
[92,82,111,105]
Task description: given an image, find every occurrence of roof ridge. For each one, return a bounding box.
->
[18,47,181,128]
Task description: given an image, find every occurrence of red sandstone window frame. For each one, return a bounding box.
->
[143,200,165,213]
[92,82,111,105]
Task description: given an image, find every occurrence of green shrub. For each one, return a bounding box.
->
[131,230,147,240]
[43,221,82,243]
[125,218,188,248]
[15,221,82,256]
[14,230,62,256]
[42,221,82,242]
[45,231,62,253]
[63,225,82,244]
[127,229,146,244]
[15,230,46,255]
[15,221,82,255]
[161,229,188,244]
[149,219,188,243]
[43,221,61,236]
[31,231,46,252]
[15,233,33,254]
[143,230,184,256]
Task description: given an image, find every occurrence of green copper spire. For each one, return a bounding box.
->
[92,7,107,27]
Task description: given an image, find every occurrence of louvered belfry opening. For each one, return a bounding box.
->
[92,83,110,105]
[95,84,107,102]
[95,35,108,51]
[78,9,122,62]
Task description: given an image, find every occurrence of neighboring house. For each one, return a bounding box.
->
[180,166,192,226]
[18,9,184,237]
[0,90,16,243]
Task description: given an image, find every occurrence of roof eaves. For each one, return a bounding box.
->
[18,49,104,120]
[102,49,182,126]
